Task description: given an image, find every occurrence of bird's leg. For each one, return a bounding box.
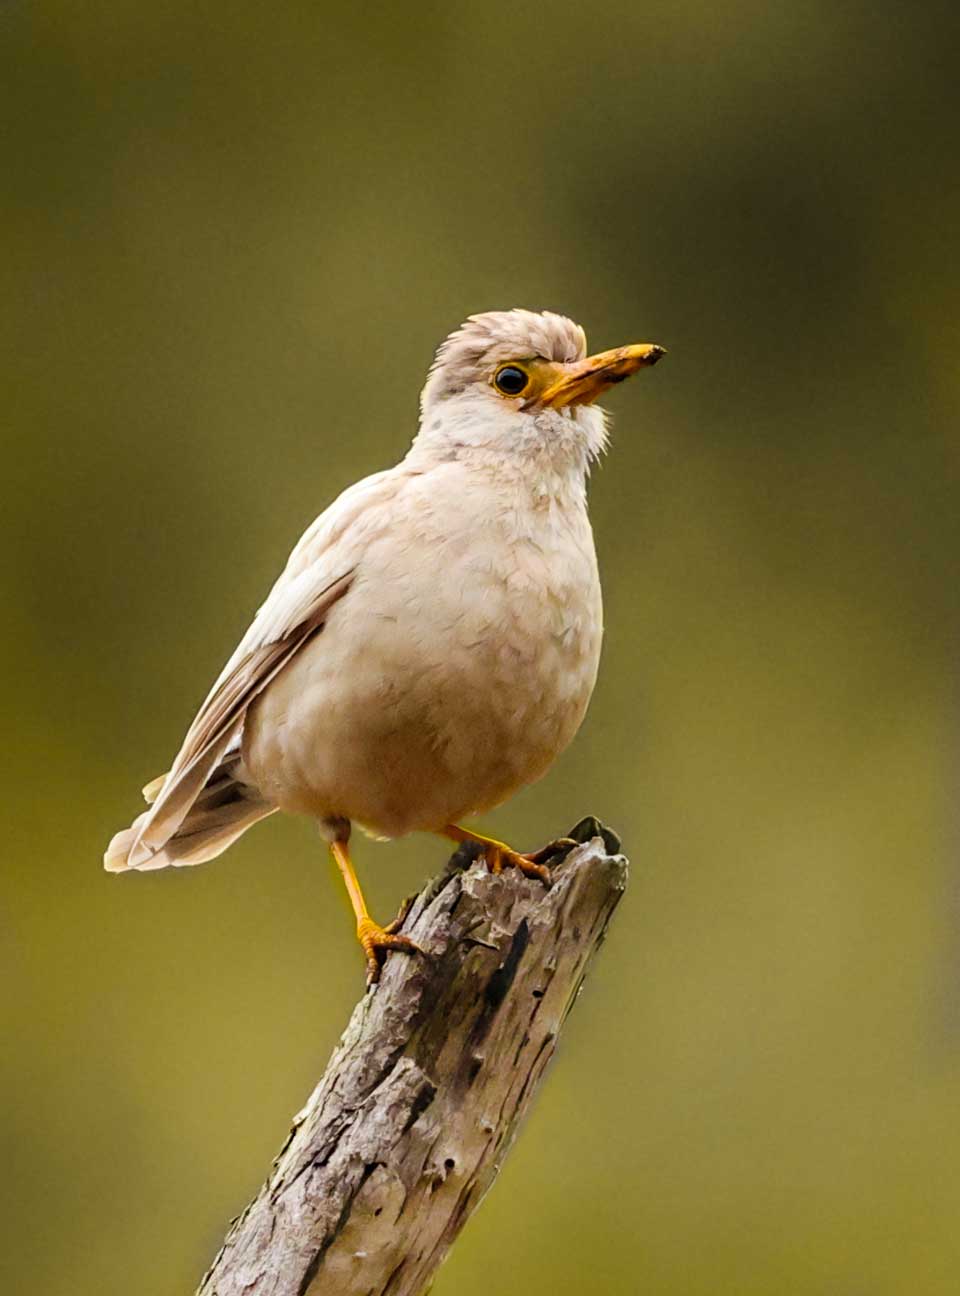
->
[329,837,422,984]
[442,824,576,884]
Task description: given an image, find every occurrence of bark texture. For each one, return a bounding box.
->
[198,821,627,1296]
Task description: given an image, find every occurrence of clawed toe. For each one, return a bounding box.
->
[487,845,552,886]
[357,916,424,984]
[382,894,415,936]
[523,836,579,866]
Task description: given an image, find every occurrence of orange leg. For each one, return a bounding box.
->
[330,838,422,984]
[441,824,578,885]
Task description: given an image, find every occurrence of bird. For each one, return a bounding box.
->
[104,309,665,981]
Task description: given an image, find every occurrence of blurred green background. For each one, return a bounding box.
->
[2,1,958,1292]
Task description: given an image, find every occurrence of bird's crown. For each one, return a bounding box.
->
[421,309,587,411]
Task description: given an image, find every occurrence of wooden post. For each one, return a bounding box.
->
[198,822,627,1296]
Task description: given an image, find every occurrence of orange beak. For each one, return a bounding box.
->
[540,342,666,409]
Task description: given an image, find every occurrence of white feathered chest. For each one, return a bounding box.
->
[242,460,603,837]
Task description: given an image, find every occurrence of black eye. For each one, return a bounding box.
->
[494,365,529,396]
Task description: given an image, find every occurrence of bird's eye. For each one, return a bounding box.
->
[494,365,529,396]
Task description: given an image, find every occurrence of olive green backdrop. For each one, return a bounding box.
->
[2,2,958,1293]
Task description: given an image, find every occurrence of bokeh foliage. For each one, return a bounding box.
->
[2,1,959,1292]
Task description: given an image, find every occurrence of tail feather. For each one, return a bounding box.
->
[105,764,275,873]
[141,772,167,804]
[127,729,240,867]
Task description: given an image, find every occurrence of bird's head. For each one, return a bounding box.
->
[415,308,664,476]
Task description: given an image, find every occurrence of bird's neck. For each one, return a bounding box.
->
[404,437,590,512]
[406,402,596,509]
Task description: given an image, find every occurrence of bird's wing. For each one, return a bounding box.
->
[122,466,408,868]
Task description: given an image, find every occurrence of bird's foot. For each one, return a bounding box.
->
[356,909,422,985]
[443,825,576,885]
[483,840,552,884]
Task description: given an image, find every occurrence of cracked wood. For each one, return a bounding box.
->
[197,829,628,1296]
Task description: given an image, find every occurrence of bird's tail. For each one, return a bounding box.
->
[104,760,276,872]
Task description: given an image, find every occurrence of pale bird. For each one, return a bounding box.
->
[104,309,665,980]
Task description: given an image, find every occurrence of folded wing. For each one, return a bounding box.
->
[104,465,408,873]
[107,568,354,870]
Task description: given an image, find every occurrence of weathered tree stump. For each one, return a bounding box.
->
[198,821,628,1296]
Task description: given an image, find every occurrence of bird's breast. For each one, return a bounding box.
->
[244,474,603,836]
